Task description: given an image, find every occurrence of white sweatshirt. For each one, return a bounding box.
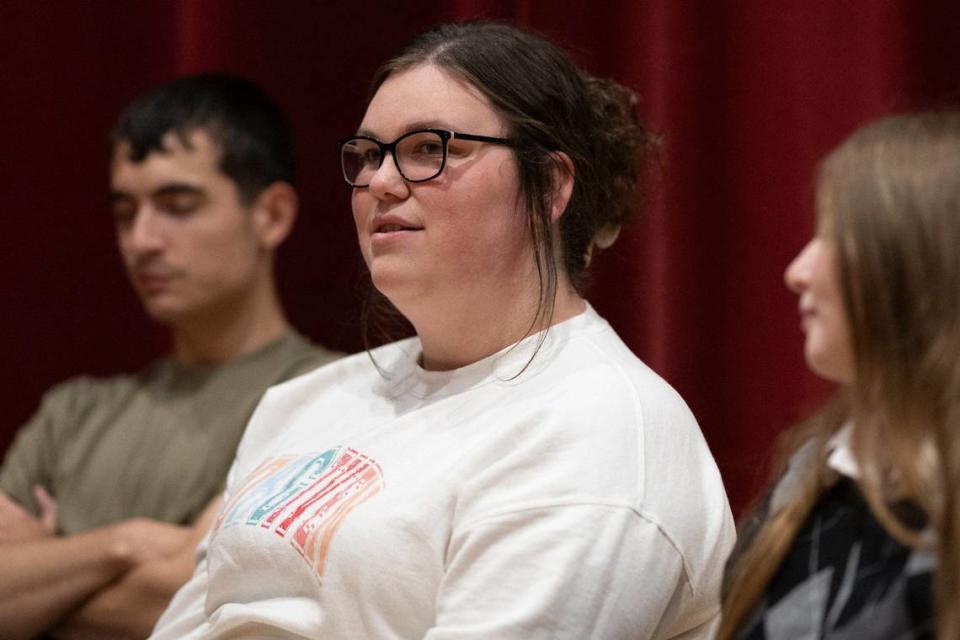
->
[152,306,734,639]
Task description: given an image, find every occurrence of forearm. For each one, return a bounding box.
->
[51,554,194,640]
[53,497,221,640]
[0,531,134,639]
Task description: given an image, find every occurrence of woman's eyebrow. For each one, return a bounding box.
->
[356,120,451,140]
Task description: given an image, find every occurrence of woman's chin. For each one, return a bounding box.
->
[370,268,424,311]
[804,347,855,385]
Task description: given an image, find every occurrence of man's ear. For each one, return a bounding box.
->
[549,151,575,224]
[251,182,298,249]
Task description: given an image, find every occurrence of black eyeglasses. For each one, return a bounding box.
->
[337,128,513,187]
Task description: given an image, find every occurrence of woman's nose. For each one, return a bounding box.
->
[367,151,409,200]
[784,239,817,294]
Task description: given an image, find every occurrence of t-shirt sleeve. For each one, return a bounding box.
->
[0,381,82,512]
[425,503,710,640]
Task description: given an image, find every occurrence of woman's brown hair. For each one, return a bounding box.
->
[359,21,658,358]
[720,112,960,638]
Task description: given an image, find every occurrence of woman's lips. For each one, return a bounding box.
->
[371,217,424,245]
[372,219,423,234]
[371,228,422,246]
[375,223,413,233]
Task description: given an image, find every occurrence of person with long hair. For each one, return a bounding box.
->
[719,113,960,638]
[150,22,734,639]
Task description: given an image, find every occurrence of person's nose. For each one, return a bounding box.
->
[121,207,165,255]
[367,150,410,201]
[784,238,817,294]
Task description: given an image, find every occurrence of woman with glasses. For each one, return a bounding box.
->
[719,113,960,639]
[152,22,734,639]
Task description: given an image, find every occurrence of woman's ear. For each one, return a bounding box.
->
[549,152,575,223]
[251,182,299,250]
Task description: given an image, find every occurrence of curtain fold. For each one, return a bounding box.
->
[2,0,958,512]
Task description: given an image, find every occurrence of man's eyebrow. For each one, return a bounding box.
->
[110,183,205,202]
[152,183,205,198]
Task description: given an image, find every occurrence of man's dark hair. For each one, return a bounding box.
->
[112,73,295,203]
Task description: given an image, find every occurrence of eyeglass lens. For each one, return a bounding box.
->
[341,131,447,186]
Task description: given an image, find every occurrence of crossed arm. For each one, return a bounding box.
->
[50,498,221,640]
[0,490,220,640]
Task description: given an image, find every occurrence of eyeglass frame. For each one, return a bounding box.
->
[336,128,514,187]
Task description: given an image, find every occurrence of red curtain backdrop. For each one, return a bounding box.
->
[2,1,958,514]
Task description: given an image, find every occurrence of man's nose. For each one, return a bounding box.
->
[122,207,165,254]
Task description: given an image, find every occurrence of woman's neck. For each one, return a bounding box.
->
[413,281,585,372]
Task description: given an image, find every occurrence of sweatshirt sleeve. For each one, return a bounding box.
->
[148,534,214,639]
[425,502,713,640]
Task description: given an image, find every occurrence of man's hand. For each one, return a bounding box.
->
[51,498,222,640]
[0,513,192,640]
[106,518,193,566]
[34,486,59,533]
[0,487,58,543]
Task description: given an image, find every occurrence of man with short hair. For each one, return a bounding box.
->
[0,74,340,639]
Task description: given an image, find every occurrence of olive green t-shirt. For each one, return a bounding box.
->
[0,332,341,534]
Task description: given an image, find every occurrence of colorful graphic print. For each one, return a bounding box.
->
[215,447,384,576]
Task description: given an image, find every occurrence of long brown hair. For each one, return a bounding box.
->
[720,112,960,638]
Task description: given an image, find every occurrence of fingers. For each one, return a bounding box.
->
[33,486,59,534]
[0,490,47,542]
[111,518,192,564]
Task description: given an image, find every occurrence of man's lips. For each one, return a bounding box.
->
[134,271,177,293]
